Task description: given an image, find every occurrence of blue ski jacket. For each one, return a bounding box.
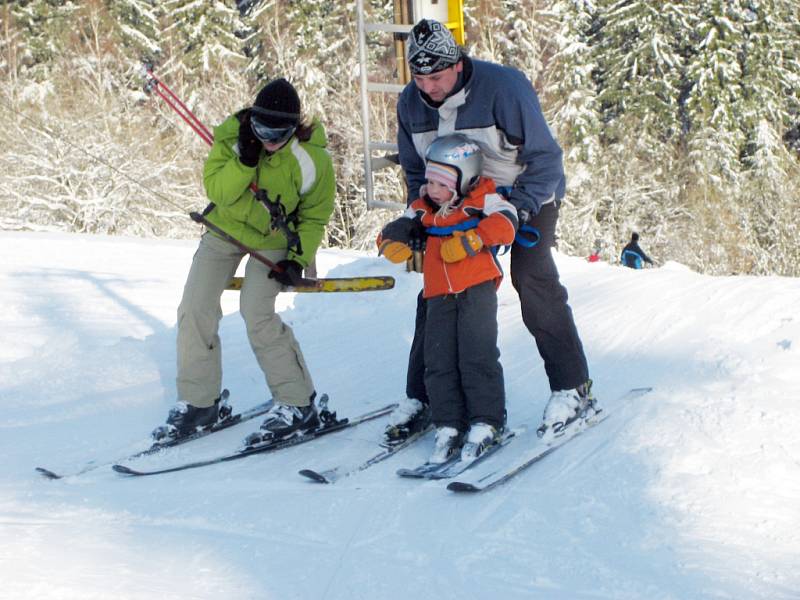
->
[397,56,566,217]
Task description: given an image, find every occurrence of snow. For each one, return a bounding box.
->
[1,230,799,600]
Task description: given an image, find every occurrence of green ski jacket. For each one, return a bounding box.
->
[203,113,335,267]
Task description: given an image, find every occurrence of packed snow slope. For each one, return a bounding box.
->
[1,231,799,600]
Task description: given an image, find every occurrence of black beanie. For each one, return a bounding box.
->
[631,232,640,242]
[252,78,301,128]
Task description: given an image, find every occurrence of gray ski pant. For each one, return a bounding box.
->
[424,281,506,432]
[176,232,314,408]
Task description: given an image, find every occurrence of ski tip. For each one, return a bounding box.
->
[35,467,62,480]
[396,468,430,479]
[447,481,481,493]
[298,469,330,484]
[112,464,139,476]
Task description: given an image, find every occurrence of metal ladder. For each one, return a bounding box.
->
[356,1,464,211]
[355,0,412,210]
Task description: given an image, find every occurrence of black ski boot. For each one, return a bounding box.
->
[152,390,232,442]
[243,392,324,446]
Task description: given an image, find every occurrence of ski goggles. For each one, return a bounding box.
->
[250,117,296,144]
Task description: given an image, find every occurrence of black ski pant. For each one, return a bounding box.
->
[510,202,589,391]
[423,281,505,432]
[405,202,589,404]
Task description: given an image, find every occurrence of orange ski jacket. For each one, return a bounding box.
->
[379,177,518,298]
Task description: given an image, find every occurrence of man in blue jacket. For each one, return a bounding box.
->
[384,19,597,443]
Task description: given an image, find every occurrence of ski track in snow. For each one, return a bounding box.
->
[1,231,799,599]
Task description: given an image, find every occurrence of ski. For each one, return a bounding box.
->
[35,390,274,480]
[447,387,653,493]
[226,275,395,293]
[396,430,516,480]
[298,425,433,484]
[112,402,397,477]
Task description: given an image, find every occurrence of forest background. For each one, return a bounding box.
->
[1,0,798,276]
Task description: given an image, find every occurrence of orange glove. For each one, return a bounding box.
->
[440,230,483,263]
[378,239,413,264]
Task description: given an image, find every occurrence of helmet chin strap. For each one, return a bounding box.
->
[435,188,459,216]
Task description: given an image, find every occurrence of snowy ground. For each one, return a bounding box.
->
[1,230,799,600]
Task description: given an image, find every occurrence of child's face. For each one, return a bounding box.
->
[426,179,455,205]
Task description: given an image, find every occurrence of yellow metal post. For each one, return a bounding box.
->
[446,0,465,45]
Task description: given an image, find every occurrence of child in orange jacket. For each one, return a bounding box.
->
[377,134,518,464]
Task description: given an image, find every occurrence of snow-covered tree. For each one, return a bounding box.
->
[106,0,162,62]
[736,0,800,168]
[546,0,602,165]
[1,0,79,76]
[160,0,250,74]
[593,0,689,147]
[683,0,745,184]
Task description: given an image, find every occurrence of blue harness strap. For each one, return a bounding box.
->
[515,224,540,248]
[425,218,480,237]
[494,186,539,250]
[424,217,507,257]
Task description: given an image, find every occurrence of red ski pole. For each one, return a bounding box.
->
[143,64,263,201]
[143,67,213,145]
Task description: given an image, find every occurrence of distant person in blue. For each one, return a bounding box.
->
[620,232,654,269]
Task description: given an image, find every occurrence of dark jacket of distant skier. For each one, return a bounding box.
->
[620,233,654,269]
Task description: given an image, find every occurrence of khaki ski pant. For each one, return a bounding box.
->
[176,232,314,408]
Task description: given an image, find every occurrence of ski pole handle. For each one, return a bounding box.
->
[143,67,214,144]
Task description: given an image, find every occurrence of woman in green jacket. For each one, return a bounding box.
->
[154,78,335,444]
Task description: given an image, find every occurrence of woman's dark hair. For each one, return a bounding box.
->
[294,118,314,142]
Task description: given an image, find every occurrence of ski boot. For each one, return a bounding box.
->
[537,379,598,438]
[428,426,464,464]
[243,392,333,447]
[383,397,431,446]
[152,390,232,442]
[460,422,502,461]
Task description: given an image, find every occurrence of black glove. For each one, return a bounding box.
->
[237,111,262,167]
[268,259,304,287]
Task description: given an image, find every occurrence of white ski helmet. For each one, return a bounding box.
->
[424,134,483,196]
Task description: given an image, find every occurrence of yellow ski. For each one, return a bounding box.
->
[226,275,395,293]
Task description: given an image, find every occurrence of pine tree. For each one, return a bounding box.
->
[106,0,162,62]
[3,0,78,75]
[547,0,603,164]
[593,0,690,148]
[683,0,745,184]
[736,0,800,168]
[160,0,250,73]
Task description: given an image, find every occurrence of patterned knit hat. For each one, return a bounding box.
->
[425,161,459,191]
[407,19,461,75]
